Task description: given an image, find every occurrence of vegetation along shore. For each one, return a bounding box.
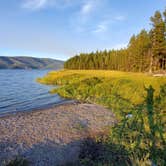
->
[38,69,166,165]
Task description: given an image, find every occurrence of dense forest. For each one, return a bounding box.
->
[64,9,166,72]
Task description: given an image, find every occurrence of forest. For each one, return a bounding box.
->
[64,9,166,72]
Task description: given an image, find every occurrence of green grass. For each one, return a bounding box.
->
[37,70,166,117]
[38,70,166,165]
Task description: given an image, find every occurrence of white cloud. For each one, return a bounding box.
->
[21,0,76,10]
[92,20,109,33]
[92,14,126,34]
[80,0,101,17]
[93,24,107,33]
[80,1,94,15]
[70,0,100,33]
[22,0,50,10]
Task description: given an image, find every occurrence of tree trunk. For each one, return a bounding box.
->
[149,49,153,74]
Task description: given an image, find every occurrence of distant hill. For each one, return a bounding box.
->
[0,56,64,69]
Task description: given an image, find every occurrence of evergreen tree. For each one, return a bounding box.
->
[150,11,166,70]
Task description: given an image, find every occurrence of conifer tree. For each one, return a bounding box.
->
[150,11,166,70]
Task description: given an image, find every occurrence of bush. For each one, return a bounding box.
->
[79,137,131,166]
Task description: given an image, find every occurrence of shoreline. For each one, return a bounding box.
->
[0,99,76,118]
[0,102,116,165]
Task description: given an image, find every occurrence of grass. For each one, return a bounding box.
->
[37,70,166,118]
[38,70,166,165]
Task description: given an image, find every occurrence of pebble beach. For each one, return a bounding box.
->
[0,102,116,166]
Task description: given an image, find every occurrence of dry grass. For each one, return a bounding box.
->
[38,69,166,107]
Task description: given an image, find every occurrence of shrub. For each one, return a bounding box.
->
[79,136,131,166]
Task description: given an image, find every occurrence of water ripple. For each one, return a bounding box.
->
[0,70,65,116]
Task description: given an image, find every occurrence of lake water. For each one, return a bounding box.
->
[0,70,67,116]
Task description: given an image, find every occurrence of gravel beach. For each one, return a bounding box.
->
[0,102,116,166]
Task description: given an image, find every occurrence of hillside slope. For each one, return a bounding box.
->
[0,56,64,69]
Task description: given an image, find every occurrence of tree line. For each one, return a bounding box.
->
[64,9,166,72]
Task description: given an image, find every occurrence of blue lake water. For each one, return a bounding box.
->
[0,70,66,116]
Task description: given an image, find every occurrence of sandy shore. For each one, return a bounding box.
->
[0,102,116,166]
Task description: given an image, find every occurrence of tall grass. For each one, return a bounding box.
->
[37,70,166,118]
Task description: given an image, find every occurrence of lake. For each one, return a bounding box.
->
[0,70,67,116]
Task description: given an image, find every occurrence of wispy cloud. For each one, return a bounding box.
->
[22,0,50,10]
[80,1,94,15]
[21,0,76,10]
[70,0,100,33]
[93,20,109,33]
[93,23,107,33]
[79,0,102,19]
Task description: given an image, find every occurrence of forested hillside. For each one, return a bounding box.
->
[64,9,166,72]
[0,56,64,69]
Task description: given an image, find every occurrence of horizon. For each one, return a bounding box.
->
[0,0,166,60]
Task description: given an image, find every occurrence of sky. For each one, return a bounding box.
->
[0,0,166,60]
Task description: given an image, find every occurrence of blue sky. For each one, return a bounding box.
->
[0,0,166,60]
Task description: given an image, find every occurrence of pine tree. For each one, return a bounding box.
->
[150,11,166,70]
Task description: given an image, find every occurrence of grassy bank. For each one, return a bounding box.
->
[38,70,166,165]
[38,70,166,118]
